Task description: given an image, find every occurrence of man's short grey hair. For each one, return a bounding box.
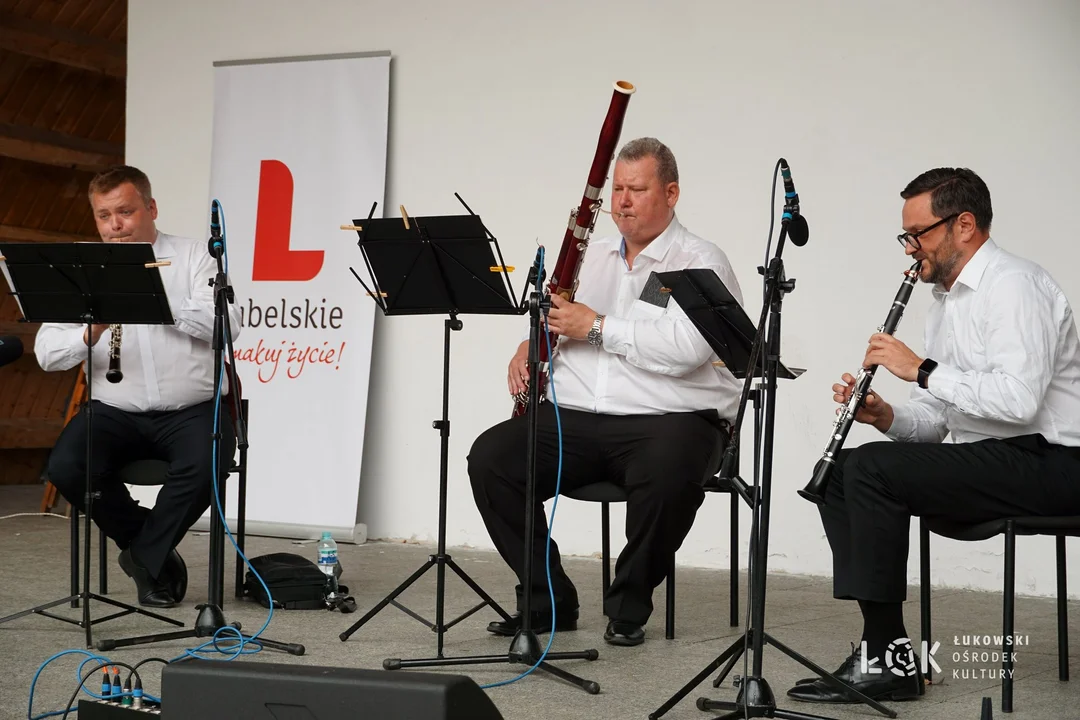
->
[617,137,679,185]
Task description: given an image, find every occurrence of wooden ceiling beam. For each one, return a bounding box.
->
[0,224,98,244]
[0,121,123,172]
[0,11,125,78]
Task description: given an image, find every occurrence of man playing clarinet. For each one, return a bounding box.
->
[787,167,1080,704]
[469,137,746,646]
[36,165,243,609]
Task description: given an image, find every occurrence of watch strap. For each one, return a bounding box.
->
[917,358,938,389]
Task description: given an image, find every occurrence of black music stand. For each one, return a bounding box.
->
[341,197,600,694]
[647,267,896,720]
[0,241,184,648]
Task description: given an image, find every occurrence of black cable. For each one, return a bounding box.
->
[762,159,782,303]
[126,657,170,686]
[60,661,140,720]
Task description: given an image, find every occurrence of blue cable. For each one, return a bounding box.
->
[27,650,162,720]
[480,246,564,690]
[26,201,272,718]
[170,199,275,662]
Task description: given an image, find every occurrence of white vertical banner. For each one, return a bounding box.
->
[204,51,389,541]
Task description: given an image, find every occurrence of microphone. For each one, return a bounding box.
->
[779,158,810,247]
[208,200,224,258]
[0,336,24,368]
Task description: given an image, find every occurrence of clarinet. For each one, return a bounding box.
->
[798,260,922,505]
[511,80,636,417]
[106,324,123,383]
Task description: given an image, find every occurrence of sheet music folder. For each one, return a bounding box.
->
[350,211,520,317]
[0,242,173,325]
[657,268,803,380]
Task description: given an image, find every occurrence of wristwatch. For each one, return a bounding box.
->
[587,314,605,346]
[917,358,938,389]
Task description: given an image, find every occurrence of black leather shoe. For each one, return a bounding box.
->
[486,607,579,636]
[160,549,188,603]
[786,643,921,704]
[603,620,645,647]
[795,647,924,696]
[118,549,177,609]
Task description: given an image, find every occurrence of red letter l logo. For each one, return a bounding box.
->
[252,159,324,281]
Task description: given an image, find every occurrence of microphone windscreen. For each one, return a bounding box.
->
[0,336,24,368]
[789,215,810,247]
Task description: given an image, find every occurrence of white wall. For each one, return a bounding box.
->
[129,0,1080,598]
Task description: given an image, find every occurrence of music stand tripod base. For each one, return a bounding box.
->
[343,201,599,694]
[0,242,186,647]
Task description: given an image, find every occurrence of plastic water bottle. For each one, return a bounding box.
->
[317,531,338,597]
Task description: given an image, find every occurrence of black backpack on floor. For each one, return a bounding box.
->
[243,552,352,611]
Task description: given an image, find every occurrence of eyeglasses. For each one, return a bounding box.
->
[897,213,958,250]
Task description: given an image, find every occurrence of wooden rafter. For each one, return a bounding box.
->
[0,121,123,172]
[0,224,98,244]
[0,10,125,78]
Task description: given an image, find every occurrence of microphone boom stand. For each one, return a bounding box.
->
[649,211,897,720]
[96,210,304,656]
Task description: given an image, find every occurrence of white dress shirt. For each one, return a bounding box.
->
[35,231,244,412]
[887,238,1080,446]
[545,215,745,420]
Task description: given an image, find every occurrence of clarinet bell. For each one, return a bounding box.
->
[106,368,123,384]
[798,458,832,505]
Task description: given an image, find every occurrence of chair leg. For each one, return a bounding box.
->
[920,520,932,684]
[98,527,108,594]
[730,491,739,627]
[1057,536,1069,682]
[665,556,675,640]
[1002,521,1015,713]
[70,510,79,608]
[601,502,611,598]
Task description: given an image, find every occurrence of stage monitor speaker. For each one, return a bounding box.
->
[160,658,505,719]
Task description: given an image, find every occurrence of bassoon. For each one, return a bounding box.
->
[511,80,636,416]
[798,260,922,504]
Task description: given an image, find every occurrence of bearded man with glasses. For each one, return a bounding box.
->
[786,167,1080,705]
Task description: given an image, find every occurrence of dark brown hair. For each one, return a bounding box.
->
[901,167,992,232]
[88,165,153,206]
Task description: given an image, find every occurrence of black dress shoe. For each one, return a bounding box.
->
[118,549,177,609]
[160,549,188,603]
[786,643,921,704]
[795,647,924,695]
[603,620,645,647]
[486,606,578,636]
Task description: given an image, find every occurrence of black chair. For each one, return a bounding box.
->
[919,516,1080,713]
[71,398,250,602]
[562,473,741,640]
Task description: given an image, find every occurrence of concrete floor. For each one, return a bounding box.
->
[0,485,1076,719]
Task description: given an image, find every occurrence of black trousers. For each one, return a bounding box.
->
[820,434,1080,603]
[468,403,724,625]
[47,399,236,579]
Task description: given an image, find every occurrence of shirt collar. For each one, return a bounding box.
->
[611,214,681,264]
[931,237,997,299]
[151,230,176,259]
